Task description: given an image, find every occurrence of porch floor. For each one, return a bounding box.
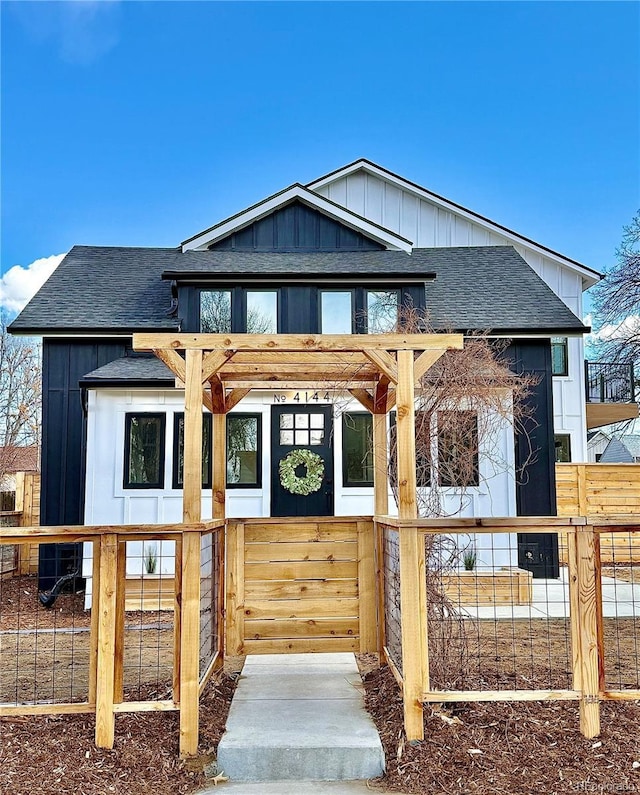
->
[216,653,385,782]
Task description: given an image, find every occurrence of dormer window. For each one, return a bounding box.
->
[199,288,279,333]
[200,289,231,333]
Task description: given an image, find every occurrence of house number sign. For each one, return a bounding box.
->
[273,391,331,404]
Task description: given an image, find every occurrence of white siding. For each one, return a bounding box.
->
[314,170,588,462]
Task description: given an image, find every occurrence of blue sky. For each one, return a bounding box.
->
[1,1,638,314]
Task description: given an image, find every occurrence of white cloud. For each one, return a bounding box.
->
[586,313,640,343]
[1,253,66,315]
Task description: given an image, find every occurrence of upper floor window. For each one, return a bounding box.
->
[173,413,213,489]
[247,290,277,333]
[551,337,568,376]
[320,290,353,334]
[200,289,231,333]
[366,290,398,333]
[200,288,278,333]
[124,413,165,489]
[227,414,262,487]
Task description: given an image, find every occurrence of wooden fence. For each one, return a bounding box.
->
[557,463,640,561]
[0,472,40,575]
[376,515,640,743]
[0,519,224,757]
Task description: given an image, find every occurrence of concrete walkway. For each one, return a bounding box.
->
[216,653,385,782]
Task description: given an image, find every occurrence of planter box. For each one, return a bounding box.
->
[442,567,533,606]
[125,574,174,611]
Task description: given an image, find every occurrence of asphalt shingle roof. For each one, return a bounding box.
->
[82,355,174,384]
[9,244,587,334]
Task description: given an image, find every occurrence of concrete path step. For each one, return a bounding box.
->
[216,653,385,782]
[199,781,396,794]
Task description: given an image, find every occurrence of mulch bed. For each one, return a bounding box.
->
[363,664,640,795]
[0,666,239,795]
[0,575,171,631]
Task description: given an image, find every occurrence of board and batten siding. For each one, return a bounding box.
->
[314,170,588,462]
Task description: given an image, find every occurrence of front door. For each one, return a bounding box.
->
[271,405,334,517]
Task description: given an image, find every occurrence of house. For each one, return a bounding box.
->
[0,445,39,510]
[600,434,640,463]
[9,159,597,585]
[586,430,611,463]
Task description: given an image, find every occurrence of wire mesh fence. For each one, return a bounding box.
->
[0,549,90,706]
[598,529,640,693]
[382,526,402,674]
[425,531,574,692]
[118,540,175,703]
[0,513,20,576]
[199,527,223,682]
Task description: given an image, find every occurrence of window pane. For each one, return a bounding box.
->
[174,414,212,488]
[343,413,373,486]
[367,290,398,333]
[551,337,568,376]
[321,291,352,334]
[200,290,231,333]
[438,411,479,487]
[227,415,260,486]
[555,434,572,463]
[126,414,164,488]
[247,291,277,333]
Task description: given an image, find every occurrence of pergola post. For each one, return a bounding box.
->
[180,349,203,756]
[212,413,226,520]
[396,349,427,741]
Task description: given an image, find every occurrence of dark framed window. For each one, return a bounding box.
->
[320,290,354,334]
[172,413,213,489]
[200,289,232,333]
[227,414,262,487]
[342,413,374,487]
[124,413,165,489]
[554,434,572,463]
[199,288,279,333]
[551,337,568,376]
[389,411,432,488]
[438,411,479,487]
[247,290,278,333]
[365,289,398,333]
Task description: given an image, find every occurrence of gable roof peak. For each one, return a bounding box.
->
[307,159,600,285]
[181,181,412,253]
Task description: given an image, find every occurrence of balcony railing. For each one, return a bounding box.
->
[585,361,636,403]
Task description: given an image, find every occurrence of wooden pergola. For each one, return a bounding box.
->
[132,331,464,744]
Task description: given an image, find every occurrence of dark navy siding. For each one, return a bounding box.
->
[210,201,385,252]
[41,338,128,526]
[506,339,559,578]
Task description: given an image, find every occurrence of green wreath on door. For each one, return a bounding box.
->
[278,448,325,496]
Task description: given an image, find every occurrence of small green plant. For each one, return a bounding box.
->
[462,548,477,571]
[144,543,158,575]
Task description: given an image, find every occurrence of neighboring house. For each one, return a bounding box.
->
[600,434,640,464]
[586,430,611,463]
[0,445,39,509]
[9,159,597,582]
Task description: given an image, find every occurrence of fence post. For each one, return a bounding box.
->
[179,529,201,757]
[88,539,101,705]
[95,533,118,749]
[575,525,601,738]
[396,349,426,741]
[113,541,127,704]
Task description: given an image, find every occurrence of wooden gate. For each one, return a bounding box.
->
[225,517,377,655]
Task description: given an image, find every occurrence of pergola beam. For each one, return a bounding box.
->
[135,332,464,353]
